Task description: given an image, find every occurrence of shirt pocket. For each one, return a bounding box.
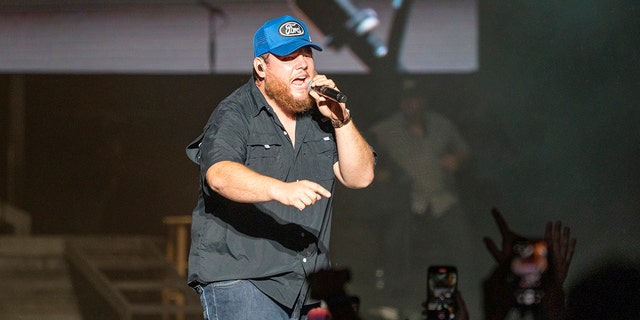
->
[245,136,284,178]
[302,135,336,181]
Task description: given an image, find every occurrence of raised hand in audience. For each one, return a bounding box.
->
[536,220,576,320]
[482,208,522,320]
[481,208,577,320]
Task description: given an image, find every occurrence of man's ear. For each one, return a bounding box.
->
[254,57,265,74]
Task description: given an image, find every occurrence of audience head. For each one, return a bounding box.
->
[566,261,640,320]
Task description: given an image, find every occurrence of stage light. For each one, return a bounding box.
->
[290,0,388,69]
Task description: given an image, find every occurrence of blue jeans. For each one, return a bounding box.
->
[195,280,308,320]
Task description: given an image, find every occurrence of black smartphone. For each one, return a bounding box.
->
[427,265,458,320]
[509,239,549,307]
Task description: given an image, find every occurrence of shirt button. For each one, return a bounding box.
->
[303,258,307,263]
[283,131,288,135]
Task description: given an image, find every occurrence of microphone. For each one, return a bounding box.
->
[309,83,348,103]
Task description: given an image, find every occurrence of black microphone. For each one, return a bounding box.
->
[309,83,348,103]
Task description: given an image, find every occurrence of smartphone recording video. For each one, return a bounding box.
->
[427,265,457,320]
[510,239,548,307]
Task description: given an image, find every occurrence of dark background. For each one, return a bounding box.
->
[1,0,639,318]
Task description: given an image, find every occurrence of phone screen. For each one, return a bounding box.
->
[510,240,548,306]
[427,266,457,320]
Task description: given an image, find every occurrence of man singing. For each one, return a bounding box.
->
[185,15,375,320]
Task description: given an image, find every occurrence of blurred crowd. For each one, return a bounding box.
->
[308,208,640,320]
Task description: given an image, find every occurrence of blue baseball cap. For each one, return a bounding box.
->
[253,15,323,58]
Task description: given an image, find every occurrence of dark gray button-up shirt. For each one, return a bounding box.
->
[186,78,337,308]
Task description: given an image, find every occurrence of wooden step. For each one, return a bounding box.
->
[0,236,82,320]
[65,236,201,320]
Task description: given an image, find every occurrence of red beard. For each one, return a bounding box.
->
[264,76,314,114]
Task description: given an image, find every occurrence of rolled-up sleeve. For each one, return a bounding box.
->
[200,103,249,173]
